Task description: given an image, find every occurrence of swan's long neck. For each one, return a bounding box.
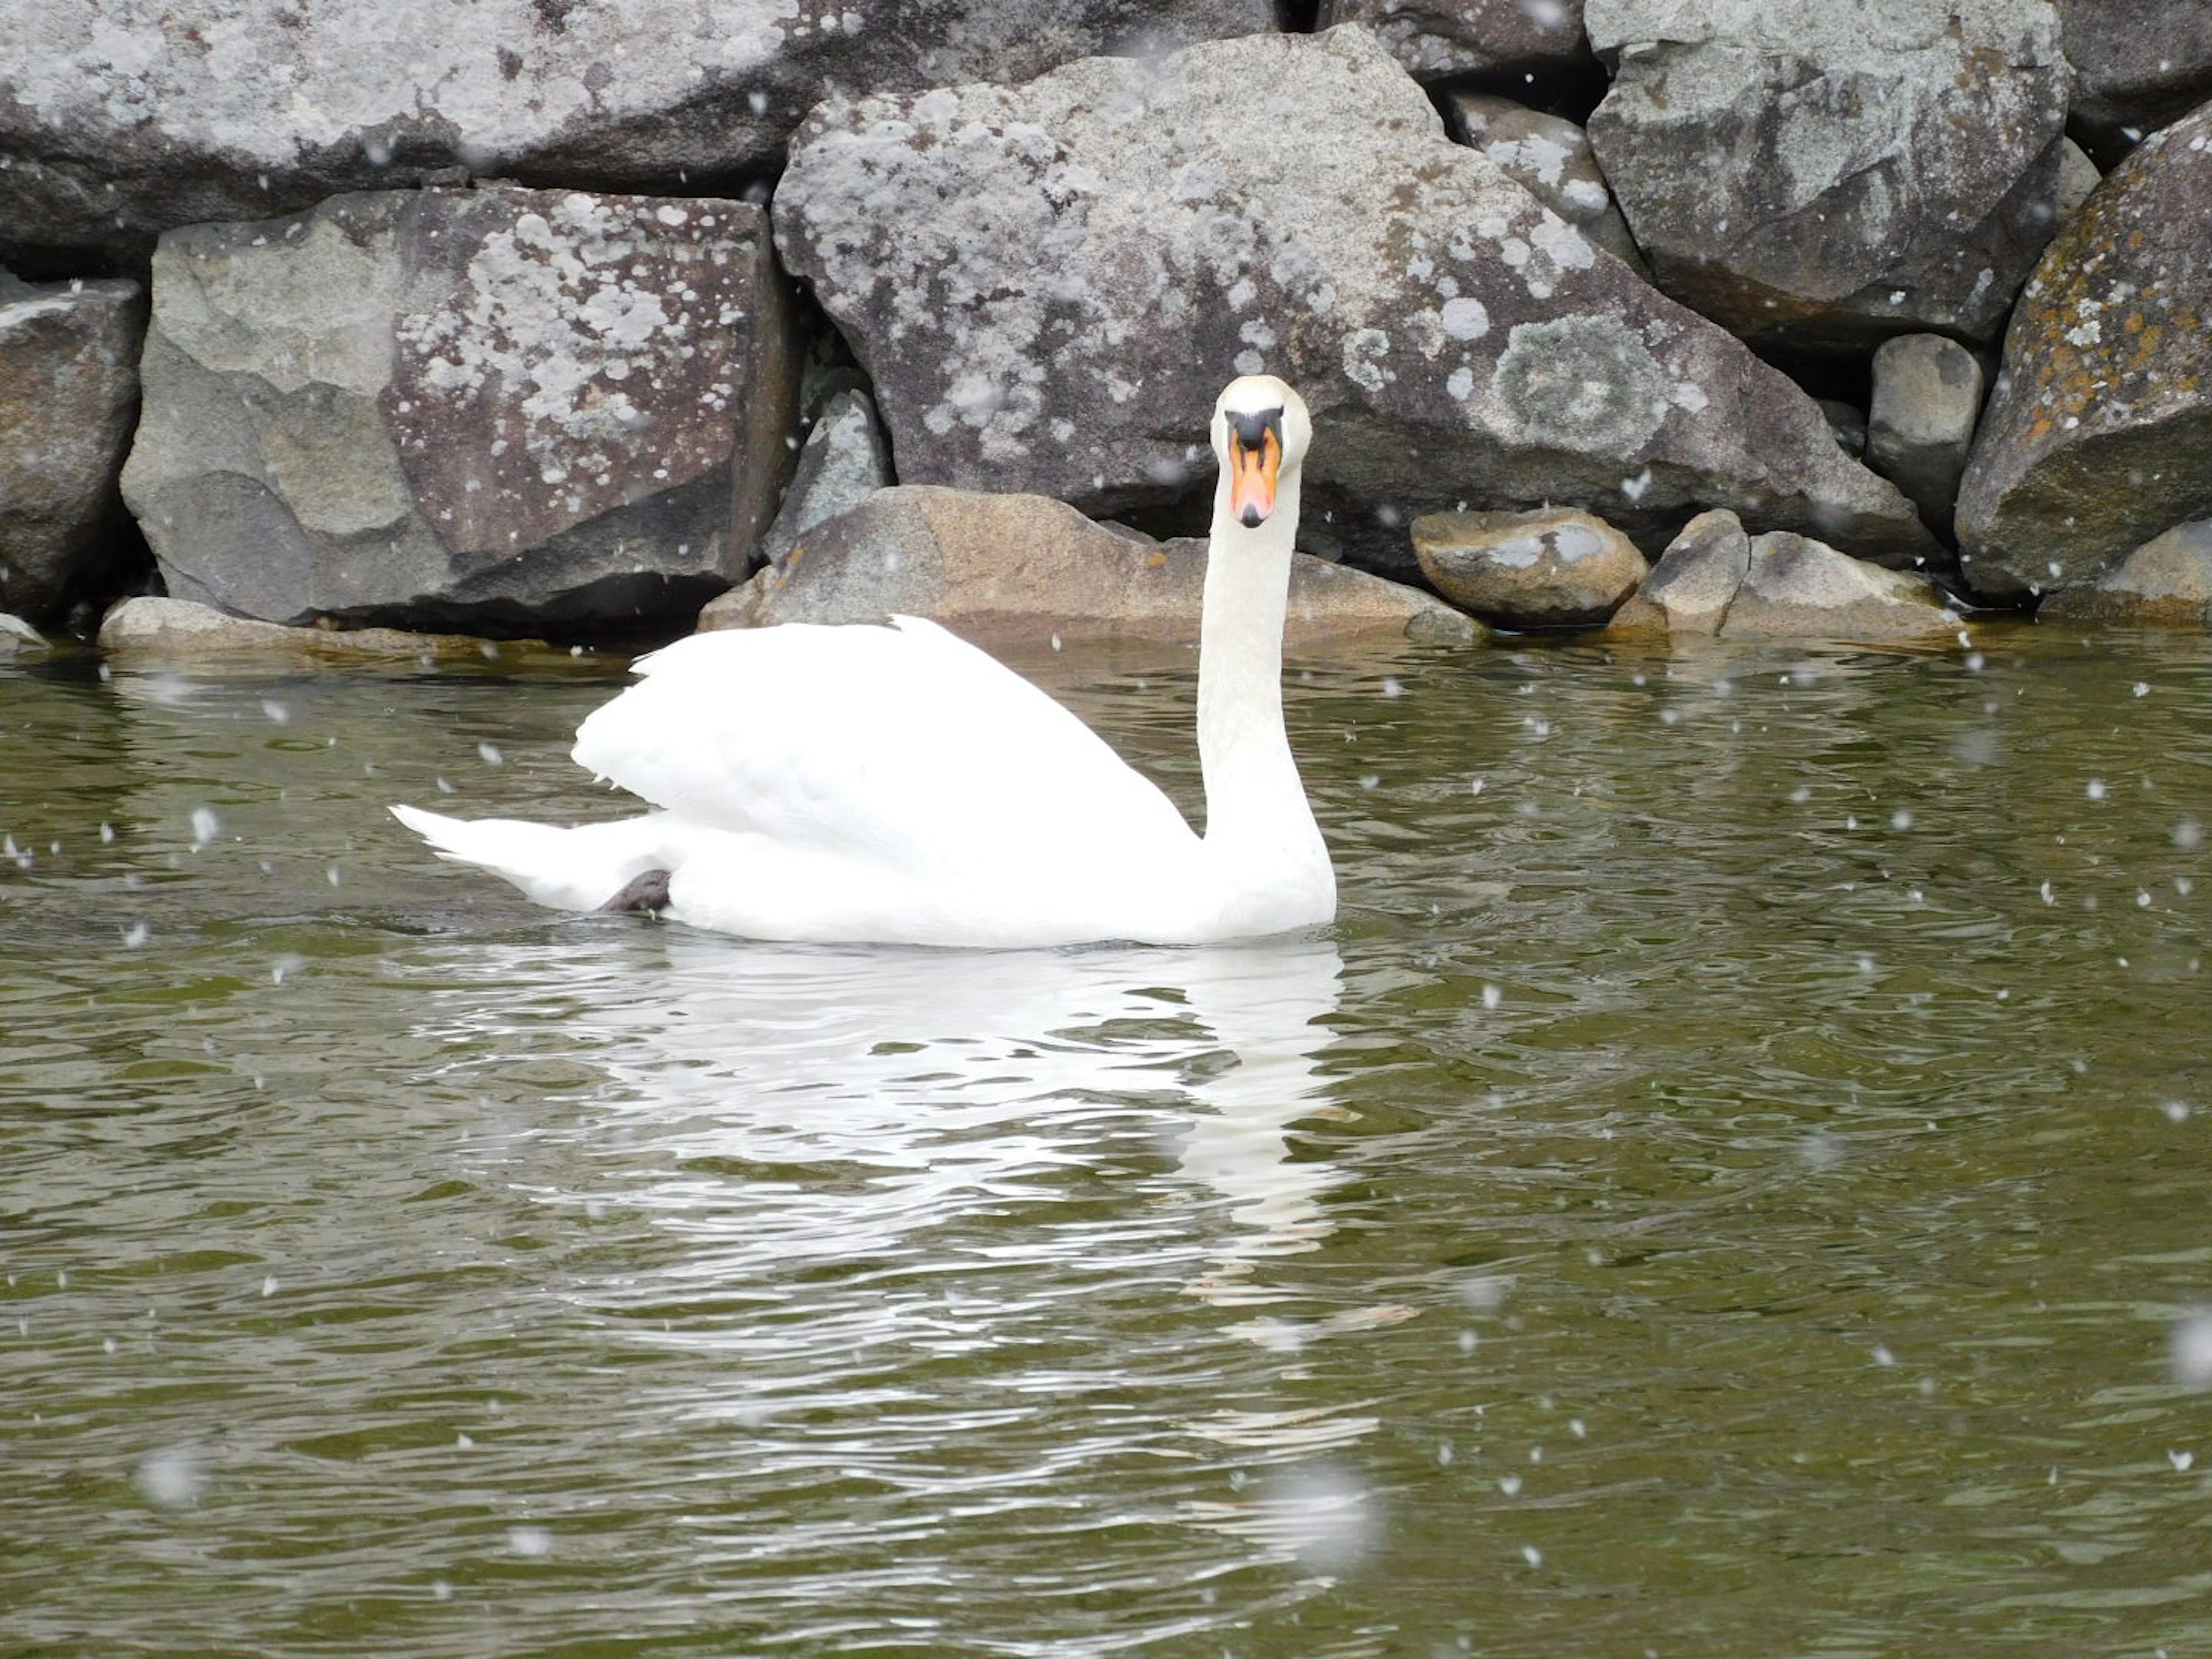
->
[1196,471,1319,862]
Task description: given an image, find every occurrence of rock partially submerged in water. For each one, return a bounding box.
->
[0,611,50,655]
[1412,507,1646,627]
[0,271,143,623]
[120,186,801,637]
[0,0,1273,263]
[701,485,1480,645]
[1956,99,2212,601]
[2039,520,2212,627]
[1613,514,1961,641]
[97,596,514,661]
[1585,0,2069,350]
[774,26,1938,578]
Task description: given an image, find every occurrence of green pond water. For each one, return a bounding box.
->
[3,624,2210,1658]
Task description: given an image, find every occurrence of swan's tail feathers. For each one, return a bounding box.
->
[389,805,677,914]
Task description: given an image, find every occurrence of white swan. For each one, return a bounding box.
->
[391,374,1334,948]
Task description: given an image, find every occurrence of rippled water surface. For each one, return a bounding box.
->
[5,624,2211,1657]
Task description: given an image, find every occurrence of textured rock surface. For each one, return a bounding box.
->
[1411,507,1646,626]
[2039,520,2212,627]
[120,186,800,634]
[1608,508,1749,634]
[0,1,1275,263]
[1722,532,1961,640]
[700,486,1480,645]
[0,274,144,622]
[1585,0,2070,349]
[1866,335,1988,537]
[756,390,894,569]
[2056,0,2212,164]
[96,595,508,660]
[1318,0,1588,82]
[1441,94,1645,271]
[775,26,1938,578]
[1955,101,2212,600]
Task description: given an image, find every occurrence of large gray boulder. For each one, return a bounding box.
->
[1866,334,1987,539]
[1584,0,2070,350]
[120,186,801,635]
[2057,1,2212,164]
[0,273,144,623]
[1956,100,2212,601]
[774,26,1937,578]
[1317,1,1589,84]
[0,1,1275,264]
[701,485,1480,645]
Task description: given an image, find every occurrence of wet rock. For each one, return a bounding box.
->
[120,186,800,636]
[774,26,1938,579]
[1722,532,1961,641]
[2057,0,2212,165]
[97,596,509,661]
[756,390,895,569]
[699,486,1480,646]
[1866,335,1987,537]
[0,273,144,623]
[0,1,1275,263]
[1585,0,2070,350]
[1955,101,2212,601]
[1411,507,1646,627]
[1441,94,1646,272]
[1608,508,1749,635]
[2039,520,2212,627]
[1,612,50,655]
[1319,0,1588,83]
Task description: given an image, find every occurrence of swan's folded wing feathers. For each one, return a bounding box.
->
[571,620,1193,876]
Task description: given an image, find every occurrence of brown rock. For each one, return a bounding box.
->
[700,486,1481,646]
[1608,509,1749,635]
[1722,532,1961,641]
[96,596,525,661]
[1411,507,1646,627]
[2039,520,2212,626]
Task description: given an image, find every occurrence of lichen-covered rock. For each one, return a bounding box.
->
[120,186,800,635]
[1722,532,1961,641]
[1318,0,1588,83]
[700,486,1480,645]
[774,26,1937,579]
[1585,0,2070,349]
[1411,507,1646,626]
[1608,507,1749,635]
[96,595,512,661]
[0,273,144,623]
[1441,93,1646,272]
[2056,0,2212,164]
[1955,101,2212,601]
[1866,335,1987,537]
[756,389,894,569]
[0,1,1275,263]
[2039,520,2212,627]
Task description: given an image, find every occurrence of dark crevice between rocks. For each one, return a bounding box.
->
[49,512,159,643]
[1274,1,1320,32]
[321,571,729,652]
[1424,51,1612,130]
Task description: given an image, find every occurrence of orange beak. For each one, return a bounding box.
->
[1228,427,1281,528]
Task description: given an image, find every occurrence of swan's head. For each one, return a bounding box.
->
[1213,376,1311,531]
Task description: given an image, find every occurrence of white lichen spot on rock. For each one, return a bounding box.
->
[1492,316,1670,453]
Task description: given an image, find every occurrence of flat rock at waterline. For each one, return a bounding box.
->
[96,596,517,662]
[0,0,1274,263]
[1585,0,2070,350]
[774,26,1938,577]
[698,486,1482,646]
[120,186,800,635]
[1955,100,2212,601]
[0,274,144,623]
[1,612,50,655]
[2039,521,2212,627]
[1612,518,1960,642]
[1317,0,1589,83]
[1412,508,1646,627]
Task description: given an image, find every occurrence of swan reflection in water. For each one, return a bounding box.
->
[422,930,1351,1325]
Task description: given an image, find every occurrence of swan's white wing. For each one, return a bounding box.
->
[571,618,1195,879]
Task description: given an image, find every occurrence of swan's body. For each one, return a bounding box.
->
[392,376,1334,948]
